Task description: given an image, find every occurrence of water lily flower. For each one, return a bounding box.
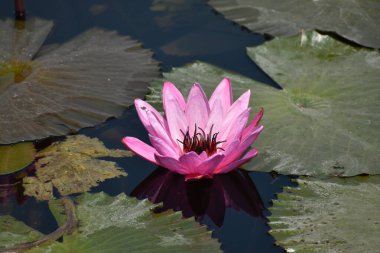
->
[122,78,263,180]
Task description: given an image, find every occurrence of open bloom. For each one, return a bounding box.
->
[122,78,263,180]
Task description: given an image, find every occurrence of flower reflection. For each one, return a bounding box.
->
[0,174,28,205]
[131,168,264,227]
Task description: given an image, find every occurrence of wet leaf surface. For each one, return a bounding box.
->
[209,0,380,48]
[269,176,380,253]
[0,18,159,144]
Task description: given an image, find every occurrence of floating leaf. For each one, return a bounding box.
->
[23,135,130,200]
[0,142,35,175]
[209,0,380,48]
[269,176,380,253]
[0,215,42,249]
[147,47,380,176]
[28,192,222,253]
[0,18,159,144]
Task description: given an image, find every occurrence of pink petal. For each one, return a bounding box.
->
[209,78,232,115]
[185,83,210,134]
[135,99,165,134]
[217,149,258,174]
[164,91,189,150]
[163,81,186,111]
[218,90,251,141]
[242,108,264,139]
[219,108,250,145]
[216,139,240,169]
[179,151,204,175]
[205,98,224,135]
[122,137,158,164]
[149,134,178,158]
[147,111,178,153]
[154,154,188,174]
[197,153,225,175]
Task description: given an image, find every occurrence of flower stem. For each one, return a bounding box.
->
[14,0,26,20]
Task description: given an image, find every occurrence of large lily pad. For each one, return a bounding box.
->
[23,135,130,200]
[0,18,159,144]
[28,192,221,253]
[147,43,380,176]
[0,142,35,175]
[269,176,380,252]
[209,0,380,48]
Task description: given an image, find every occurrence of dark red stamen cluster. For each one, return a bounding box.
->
[178,125,226,156]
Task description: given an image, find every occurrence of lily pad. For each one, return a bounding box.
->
[23,135,130,200]
[0,18,159,144]
[0,215,42,249]
[209,0,380,48]
[28,192,222,253]
[0,142,35,175]
[269,176,380,253]
[147,45,380,176]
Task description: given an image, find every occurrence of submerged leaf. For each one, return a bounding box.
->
[23,135,130,200]
[0,142,35,175]
[209,0,380,48]
[0,215,42,249]
[29,192,222,253]
[147,49,380,176]
[0,18,159,144]
[269,176,380,252]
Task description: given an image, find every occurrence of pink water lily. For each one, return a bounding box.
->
[122,78,263,180]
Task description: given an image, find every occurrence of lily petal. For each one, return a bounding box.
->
[179,151,203,175]
[163,81,186,111]
[242,108,264,139]
[185,83,210,133]
[149,134,178,158]
[164,91,189,150]
[155,154,188,174]
[219,108,250,145]
[135,98,165,134]
[147,111,178,153]
[122,137,158,164]
[205,98,224,134]
[209,77,232,115]
[197,153,225,175]
[216,149,258,174]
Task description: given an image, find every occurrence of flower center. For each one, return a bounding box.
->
[178,125,225,156]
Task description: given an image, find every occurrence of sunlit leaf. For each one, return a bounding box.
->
[269,176,380,253]
[29,192,222,253]
[0,215,42,249]
[209,0,380,48]
[0,142,35,175]
[0,18,159,144]
[147,47,380,176]
[23,135,130,200]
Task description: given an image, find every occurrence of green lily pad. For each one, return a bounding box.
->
[23,135,130,200]
[0,215,42,249]
[0,18,159,144]
[269,176,380,252]
[0,142,35,175]
[147,45,380,176]
[209,0,380,48]
[28,192,222,253]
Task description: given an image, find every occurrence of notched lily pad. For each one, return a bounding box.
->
[28,192,222,253]
[269,176,380,253]
[147,47,380,176]
[209,0,380,48]
[0,18,159,144]
[0,142,35,175]
[23,135,130,200]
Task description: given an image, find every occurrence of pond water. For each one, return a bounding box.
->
[0,0,295,252]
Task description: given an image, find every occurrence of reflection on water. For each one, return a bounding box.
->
[132,167,264,227]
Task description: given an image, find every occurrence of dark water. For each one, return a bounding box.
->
[0,1,294,252]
